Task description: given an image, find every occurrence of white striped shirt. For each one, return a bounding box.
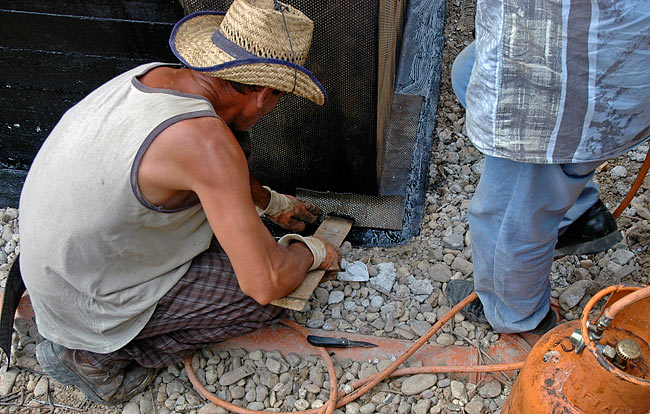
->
[467,0,650,163]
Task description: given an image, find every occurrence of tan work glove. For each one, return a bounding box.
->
[257,186,322,232]
[278,234,341,271]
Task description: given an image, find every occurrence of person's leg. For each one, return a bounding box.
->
[558,160,603,234]
[38,238,284,404]
[468,156,594,332]
[558,181,600,232]
[451,41,475,109]
[554,161,623,256]
[450,41,605,239]
[80,237,285,371]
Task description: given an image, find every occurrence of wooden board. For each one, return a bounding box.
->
[271,216,353,311]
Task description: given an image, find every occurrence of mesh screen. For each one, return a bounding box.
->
[379,93,423,196]
[180,0,379,196]
[296,189,405,230]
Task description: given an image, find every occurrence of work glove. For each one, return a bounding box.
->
[278,234,341,271]
[257,186,322,232]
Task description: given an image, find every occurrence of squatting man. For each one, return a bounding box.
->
[19,0,340,404]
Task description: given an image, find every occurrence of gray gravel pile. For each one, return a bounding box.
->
[1,0,649,412]
[0,207,19,288]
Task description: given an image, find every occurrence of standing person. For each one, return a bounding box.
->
[19,0,340,404]
[445,0,650,333]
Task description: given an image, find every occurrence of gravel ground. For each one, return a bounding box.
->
[1,1,649,413]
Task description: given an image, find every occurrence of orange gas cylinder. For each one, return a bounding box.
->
[503,285,650,414]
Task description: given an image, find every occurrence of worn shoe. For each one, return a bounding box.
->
[555,199,622,257]
[36,340,157,405]
[445,280,557,335]
[445,280,489,325]
[527,306,557,335]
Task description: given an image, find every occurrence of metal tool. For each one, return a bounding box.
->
[306,335,377,348]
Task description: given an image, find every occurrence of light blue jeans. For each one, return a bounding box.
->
[452,42,600,332]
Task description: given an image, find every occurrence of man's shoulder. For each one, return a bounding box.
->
[156,116,245,167]
[164,116,232,146]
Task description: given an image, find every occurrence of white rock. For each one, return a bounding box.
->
[442,233,464,250]
[369,262,396,292]
[337,261,369,282]
[408,275,433,295]
[328,290,345,304]
[610,165,627,178]
[4,208,18,220]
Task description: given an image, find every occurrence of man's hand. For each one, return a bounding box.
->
[313,235,341,271]
[258,186,322,232]
[278,234,342,271]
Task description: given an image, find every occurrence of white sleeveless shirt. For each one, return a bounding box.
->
[20,63,218,353]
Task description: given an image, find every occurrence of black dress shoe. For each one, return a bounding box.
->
[555,199,621,257]
[445,280,557,335]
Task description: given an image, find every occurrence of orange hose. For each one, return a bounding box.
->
[184,291,518,414]
[578,284,650,388]
[579,284,645,347]
[580,285,623,352]
[613,144,650,219]
[335,292,478,406]
[603,285,650,321]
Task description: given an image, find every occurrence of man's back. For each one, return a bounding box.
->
[19,63,216,353]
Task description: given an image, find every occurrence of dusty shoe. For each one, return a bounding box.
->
[36,340,157,405]
[444,280,489,324]
[555,199,622,257]
[445,280,558,335]
[527,307,558,336]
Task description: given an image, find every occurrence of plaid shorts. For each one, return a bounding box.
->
[82,238,285,373]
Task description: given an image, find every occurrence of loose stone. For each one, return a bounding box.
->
[219,366,253,386]
[0,368,18,396]
[478,381,501,398]
[33,376,49,398]
[401,374,437,395]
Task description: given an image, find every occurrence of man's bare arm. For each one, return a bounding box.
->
[139,117,335,304]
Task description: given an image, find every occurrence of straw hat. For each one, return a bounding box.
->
[169,0,326,105]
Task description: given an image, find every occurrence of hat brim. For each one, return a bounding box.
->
[170,11,326,105]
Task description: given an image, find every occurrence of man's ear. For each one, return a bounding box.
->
[254,87,275,108]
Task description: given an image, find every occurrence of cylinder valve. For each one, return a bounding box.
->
[614,338,642,369]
